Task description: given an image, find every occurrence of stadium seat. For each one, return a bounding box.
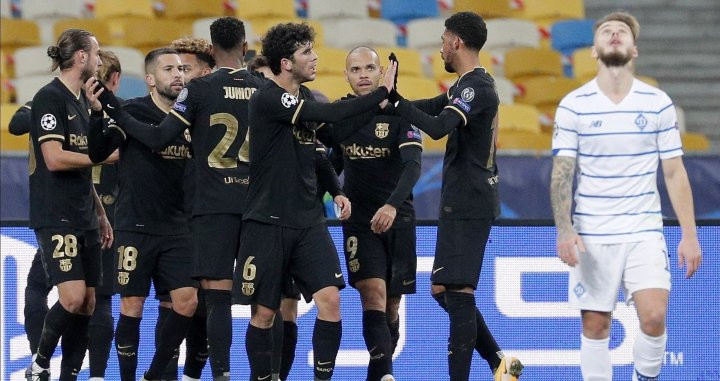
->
[1,0,11,18]
[503,47,563,82]
[681,132,711,152]
[571,46,595,81]
[15,74,55,104]
[0,19,41,51]
[1,103,30,151]
[53,19,113,46]
[381,0,439,24]
[485,18,540,53]
[515,0,585,25]
[12,47,57,78]
[314,47,349,76]
[514,76,581,109]
[102,45,145,78]
[113,19,192,54]
[497,130,551,150]
[116,74,149,99]
[305,75,352,101]
[494,76,515,105]
[375,47,423,77]
[307,0,368,20]
[452,0,512,19]
[21,0,84,20]
[236,0,295,20]
[247,18,325,47]
[396,75,438,99]
[551,19,594,56]
[405,17,444,50]
[159,0,225,19]
[94,0,155,20]
[497,104,541,133]
[323,18,396,49]
[421,132,447,152]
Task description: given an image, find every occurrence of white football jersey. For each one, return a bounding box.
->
[552,78,683,243]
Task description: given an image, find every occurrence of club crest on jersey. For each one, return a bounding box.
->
[59,259,72,272]
[102,195,116,205]
[281,92,298,108]
[635,114,648,130]
[118,271,129,285]
[40,113,57,131]
[183,128,192,143]
[241,282,255,296]
[349,259,360,273]
[573,282,585,297]
[375,122,389,139]
[177,88,188,103]
[460,87,475,102]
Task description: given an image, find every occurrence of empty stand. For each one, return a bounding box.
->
[550,19,594,56]
[305,75,351,101]
[307,0,368,20]
[1,103,30,151]
[21,0,85,20]
[159,0,225,20]
[1,19,41,51]
[375,47,423,77]
[571,46,595,81]
[494,76,515,105]
[236,0,296,20]
[497,104,541,133]
[15,74,55,104]
[323,19,396,50]
[515,0,585,25]
[381,0,439,24]
[53,18,113,46]
[514,76,581,109]
[12,47,57,78]
[314,47,349,76]
[497,130,551,150]
[485,18,540,52]
[113,18,192,54]
[405,17,444,50]
[503,47,563,82]
[452,0,512,19]
[681,132,711,152]
[116,75,149,99]
[396,75,438,100]
[102,45,145,78]
[94,0,155,20]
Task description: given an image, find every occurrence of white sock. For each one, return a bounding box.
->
[88,377,104,381]
[633,331,666,380]
[581,335,612,381]
[181,376,201,381]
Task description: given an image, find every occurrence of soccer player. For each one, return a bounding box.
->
[235,22,395,381]
[550,11,702,381]
[87,48,198,381]
[387,12,523,381]
[14,49,121,381]
[96,17,267,381]
[26,28,114,381]
[322,46,423,381]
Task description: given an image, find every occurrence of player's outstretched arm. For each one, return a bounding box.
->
[661,156,702,278]
[551,155,584,266]
[394,99,464,140]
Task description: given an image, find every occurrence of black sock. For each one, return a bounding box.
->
[312,319,341,380]
[280,321,298,381]
[88,295,114,378]
[204,289,232,378]
[386,317,400,355]
[115,314,141,381]
[59,313,91,380]
[35,302,74,369]
[271,312,283,376]
[183,313,209,379]
[475,308,502,371]
[246,324,273,380]
[157,305,179,381]
[432,291,448,311]
[446,292,477,381]
[145,310,193,380]
[24,249,51,354]
[363,310,392,380]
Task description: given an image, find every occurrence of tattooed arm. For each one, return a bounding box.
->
[550,156,585,266]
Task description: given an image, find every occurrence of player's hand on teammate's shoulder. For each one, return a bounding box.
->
[678,235,702,278]
[370,204,397,234]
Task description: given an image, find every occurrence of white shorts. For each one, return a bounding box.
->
[568,236,671,312]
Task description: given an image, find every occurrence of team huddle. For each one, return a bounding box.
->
[16,8,701,381]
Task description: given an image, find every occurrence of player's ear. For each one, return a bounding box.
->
[242,41,248,56]
[145,73,155,87]
[281,57,293,72]
[591,46,598,59]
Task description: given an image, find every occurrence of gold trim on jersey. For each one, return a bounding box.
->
[58,77,81,100]
[316,122,326,130]
[444,105,468,126]
[22,104,32,110]
[291,99,305,125]
[228,67,246,74]
[108,124,127,139]
[399,141,423,149]
[150,92,172,114]
[38,134,65,142]
[170,109,191,126]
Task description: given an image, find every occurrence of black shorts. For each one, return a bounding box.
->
[233,220,345,309]
[27,248,52,292]
[95,246,116,296]
[35,228,101,287]
[342,223,417,296]
[431,218,493,289]
[114,231,194,297]
[192,214,242,281]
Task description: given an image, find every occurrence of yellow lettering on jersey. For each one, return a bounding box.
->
[223,86,257,100]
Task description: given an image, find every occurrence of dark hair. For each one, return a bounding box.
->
[144,47,179,74]
[247,55,270,73]
[261,22,315,75]
[97,50,122,83]
[444,12,487,51]
[171,37,216,68]
[47,28,94,71]
[210,17,246,51]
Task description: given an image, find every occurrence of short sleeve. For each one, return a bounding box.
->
[31,88,66,144]
[444,78,498,127]
[656,99,683,159]
[552,97,579,157]
[169,80,204,128]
